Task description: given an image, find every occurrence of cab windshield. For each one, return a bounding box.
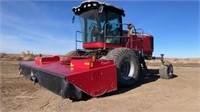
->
[79,9,121,44]
[80,9,105,43]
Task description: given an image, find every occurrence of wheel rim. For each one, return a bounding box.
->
[120,58,135,80]
[167,65,173,77]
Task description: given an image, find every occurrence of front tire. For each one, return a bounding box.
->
[106,48,140,87]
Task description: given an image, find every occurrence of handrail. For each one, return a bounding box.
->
[75,31,84,50]
[75,23,145,55]
[103,23,141,50]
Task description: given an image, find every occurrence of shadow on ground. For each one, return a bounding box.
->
[99,69,177,99]
[78,69,178,101]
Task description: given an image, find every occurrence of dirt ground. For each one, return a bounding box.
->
[1,61,200,112]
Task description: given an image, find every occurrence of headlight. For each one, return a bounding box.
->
[87,4,91,7]
[93,3,97,6]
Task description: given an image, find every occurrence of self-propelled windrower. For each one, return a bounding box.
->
[19,1,173,100]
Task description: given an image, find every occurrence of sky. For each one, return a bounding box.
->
[0,0,199,58]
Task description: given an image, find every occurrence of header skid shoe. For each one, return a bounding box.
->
[19,56,117,100]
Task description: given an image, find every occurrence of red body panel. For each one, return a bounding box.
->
[143,35,154,54]
[83,42,122,49]
[67,63,117,96]
[122,34,153,55]
[35,56,60,63]
[82,34,153,55]
[20,56,117,97]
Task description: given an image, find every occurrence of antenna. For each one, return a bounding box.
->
[83,0,107,3]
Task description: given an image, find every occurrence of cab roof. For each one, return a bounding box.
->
[72,0,125,16]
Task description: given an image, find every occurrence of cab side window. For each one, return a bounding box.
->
[106,11,121,44]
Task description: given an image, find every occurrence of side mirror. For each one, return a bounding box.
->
[72,15,76,23]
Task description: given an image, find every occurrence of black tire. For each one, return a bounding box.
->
[159,62,173,79]
[106,48,140,87]
[66,50,80,56]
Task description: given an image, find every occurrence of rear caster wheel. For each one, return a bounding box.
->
[159,62,173,79]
